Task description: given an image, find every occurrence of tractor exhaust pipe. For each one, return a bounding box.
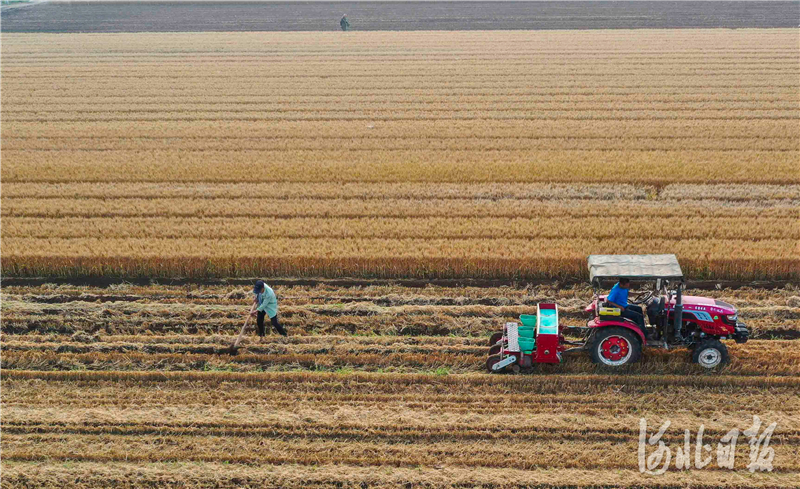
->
[672,283,683,341]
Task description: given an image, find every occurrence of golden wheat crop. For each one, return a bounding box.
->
[5,216,797,240]
[3,238,796,280]
[6,197,798,218]
[4,182,800,201]
[2,29,798,279]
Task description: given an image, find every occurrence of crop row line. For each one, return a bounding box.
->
[6,87,797,94]
[6,71,800,78]
[7,116,800,123]
[5,369,800,391]
[6,135,797,140]
[8,107,799,114]
[8,148,798,154]
[5,422,798,445]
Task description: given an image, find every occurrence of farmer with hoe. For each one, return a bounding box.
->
[340,14,350,31]
[605,278,646,335]
[251,280,288,338]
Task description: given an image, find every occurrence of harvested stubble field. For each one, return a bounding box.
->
[2,29,800,280]
[2,282,800,488]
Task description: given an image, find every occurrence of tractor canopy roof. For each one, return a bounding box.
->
[588,254,684,284]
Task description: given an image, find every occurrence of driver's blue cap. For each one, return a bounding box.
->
[253,280,265,293]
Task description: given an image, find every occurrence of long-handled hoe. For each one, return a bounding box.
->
[228,303,256,355]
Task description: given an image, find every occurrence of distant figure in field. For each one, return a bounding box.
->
[340,14,350,31]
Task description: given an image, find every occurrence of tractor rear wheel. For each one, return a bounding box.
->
[488,344,501,356]
[488,332,503,347]
[590,327,642,367]
[692,340,729,369]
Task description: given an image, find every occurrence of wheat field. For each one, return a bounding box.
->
[2,29,799,280]
[2,28,799,487]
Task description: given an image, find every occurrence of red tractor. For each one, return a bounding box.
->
[487,255,749,372]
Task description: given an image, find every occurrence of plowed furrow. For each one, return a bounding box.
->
[4,433,798,472]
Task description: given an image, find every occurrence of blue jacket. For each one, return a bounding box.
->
[607,283,628,308]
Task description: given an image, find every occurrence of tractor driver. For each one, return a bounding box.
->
[606,278,646,334]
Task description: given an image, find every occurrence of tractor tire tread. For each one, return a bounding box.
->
[590,327,642,367]
[691,339,729,369]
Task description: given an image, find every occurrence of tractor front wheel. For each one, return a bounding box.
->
[590,327,642,367]
[692,340,729,369]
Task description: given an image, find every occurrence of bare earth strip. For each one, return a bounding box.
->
[2,1,797,32]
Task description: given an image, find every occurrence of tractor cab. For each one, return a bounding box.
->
[584,254,747,368]
[586,254,687,347]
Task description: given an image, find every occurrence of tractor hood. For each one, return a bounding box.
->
[671,295,737,315]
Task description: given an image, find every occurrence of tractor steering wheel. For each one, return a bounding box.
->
[630,290,654,305]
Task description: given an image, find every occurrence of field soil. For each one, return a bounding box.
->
[2,1,798,32]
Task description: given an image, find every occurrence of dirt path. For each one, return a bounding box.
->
[2,1,797,33]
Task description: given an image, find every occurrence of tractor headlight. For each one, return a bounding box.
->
[722,314,738,325]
